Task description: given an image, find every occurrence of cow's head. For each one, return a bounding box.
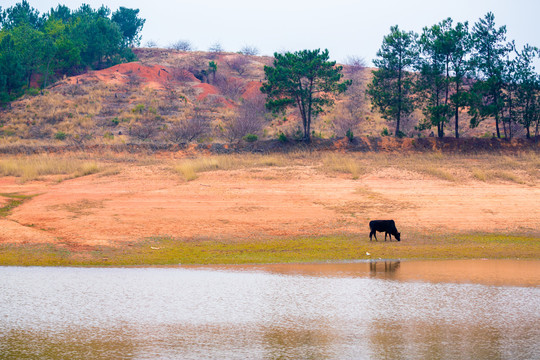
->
[396,232,401,241]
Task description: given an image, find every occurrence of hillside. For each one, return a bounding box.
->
[0,48,516,145]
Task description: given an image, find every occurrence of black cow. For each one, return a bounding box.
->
[369,220,401,241]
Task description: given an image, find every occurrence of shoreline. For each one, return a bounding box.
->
[1,233,538,267]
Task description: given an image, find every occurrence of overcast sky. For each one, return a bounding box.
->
[4,0,540,65]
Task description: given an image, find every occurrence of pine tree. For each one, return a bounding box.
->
[367,26,418,137]
[469,12,511,138]
[261,49,350,142]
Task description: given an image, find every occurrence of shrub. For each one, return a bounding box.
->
[130,118,160,140]
[397,130,407,138]
[242,134,258,142]
[333,116,359,138]
[214,75,245,99]
[132,104,145,114]
[223,95,266,142]
[346,129,354,142]
[381,127,390,137]
[54,131,67,140]
[225,56,250,76]
[169,113,211,142]
[278,132,288,143]
[28,124,51,139]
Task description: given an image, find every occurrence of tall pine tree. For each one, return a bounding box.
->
[367,25,418,137]
[469,12,511,138]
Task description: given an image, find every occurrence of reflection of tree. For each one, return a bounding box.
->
[1,327,137,359]
[262,325,333,360]
[368,320,506,359]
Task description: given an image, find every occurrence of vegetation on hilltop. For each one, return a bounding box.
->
[0,3,538,144]
[0,1,144,103]
[369,13,540,139]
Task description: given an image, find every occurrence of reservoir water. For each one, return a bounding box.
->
[1,260,539,359]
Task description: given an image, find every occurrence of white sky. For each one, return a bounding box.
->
[4,0,540,65]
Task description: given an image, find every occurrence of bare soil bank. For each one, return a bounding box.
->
[0,137,538,155]
[0,148,538,264]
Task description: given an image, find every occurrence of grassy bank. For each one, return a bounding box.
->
[173,151,539,184]
[0,154,101,182]
[1,233,538,266]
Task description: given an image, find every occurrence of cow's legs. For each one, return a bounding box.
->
[369,230,377,241]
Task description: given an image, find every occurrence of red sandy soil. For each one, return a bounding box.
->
[0,162,538,247]
[63,62,196,90]
[242,81,263,99]
[194,83,219,101]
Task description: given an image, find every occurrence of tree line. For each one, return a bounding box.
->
[0,1,145,103]
[1,4,537,142]
[367,12,540,139]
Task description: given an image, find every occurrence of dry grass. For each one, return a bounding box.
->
[174,154,293,181]
[0,155,101,182]
[319,151,538,184]
[171,151,539,184]
[321,153,366,179]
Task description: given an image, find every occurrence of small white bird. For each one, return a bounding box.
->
[366,252,371,256]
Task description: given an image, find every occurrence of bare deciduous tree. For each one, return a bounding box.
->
[172,68,196,82]
[333,116,360,138]
[239,45,259,56]
[144,40,159,48]
[169,40,194,51]
[130,118,160,140]
[214,75,245,100]
[223,94,267,142]
[344,55,367,75]
[225,55,250,76]
[333,69,366,137]
[209,42,224,53]
[169,111,212,142]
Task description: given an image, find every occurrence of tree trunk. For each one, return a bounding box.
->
[454,82,460,138]
[396,53,402,137]
[494,90,501,138]
[455,106,459,138]
[27,69,33,89]
[535,118,539,142]
[42,58,52,89]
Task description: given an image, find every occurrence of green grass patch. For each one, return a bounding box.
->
[1,233,538,266]
[0,193,35,217]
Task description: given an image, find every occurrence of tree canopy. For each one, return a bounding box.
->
[367,26,417,137]
[0,1,144,103]
[368,13,540,139]
[261,49,350,142]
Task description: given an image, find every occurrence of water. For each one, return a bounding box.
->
[1,261,539,359]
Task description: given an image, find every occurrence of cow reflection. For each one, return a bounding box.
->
[369,261,401,278]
